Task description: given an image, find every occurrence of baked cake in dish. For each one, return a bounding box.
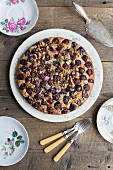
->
[17,37,94,115]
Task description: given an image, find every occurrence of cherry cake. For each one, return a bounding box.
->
[17,37,94,114]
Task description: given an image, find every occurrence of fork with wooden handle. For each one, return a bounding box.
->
[40,122,80,146]
[53,119,91,162]
[44,129,77,153]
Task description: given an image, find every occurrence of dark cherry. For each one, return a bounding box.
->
[45,64,51,69]
[40,81,46,88]
[70,62,76,69]
[70,91,76,99]
[34,87,41,93]
[84,84,90,91]
[69,104,76,111]
[28,56,34,62]
[40,73,45,80]
[80,75,87,80]
[53,61,60,67]
[53,75,60,82]
[63,63,69,69]
[49,47,54,51]
[77,47,85,54]
[77,99,82,106]
[54,101,61,110]
[20,59,27,65]
[62,108,68,114]
[43,38,50,44]
[85,61,92,68]
[26,88,32,95]
[44,90,49,97]
[40,58,44,65]
[63,96,69,105]
[73,78,81,85]
[33,94,40,100]
[25,97,32,104]
[31,49,36,54]
[86,69,92,76]
[25,76,32,82]
[54,54,59,59]
[62,39,69,44]
[70,53,76,60]
[33,102,40,109]
[71,42,77,48]
[17,74,24,80]
[25,50,30,56]
[75,85,82,92]
[33,80,39,86]
[75,60,81,66]
[52,38,59,44]
[47,98,52,104]
[19,83,26,90]
[48,79,53,86]
[61,88,67,94]
[82,92,88,98]
[45,54,50,61]
[55,67,61,73]
[41,99,46,105]
[79,67,85,74]
[56,45,62,51]
[38,65,43,71]
[88,79,94,83]
[20,66,27,73]
[53,93,60,101]
[51,88,56,94]
[82,55,88,62]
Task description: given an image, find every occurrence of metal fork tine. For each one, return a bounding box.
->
[80,120,90,130]
[80,119,89,128]
[82,121,90,130]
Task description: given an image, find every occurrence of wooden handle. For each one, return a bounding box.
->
[53,142,71,162]
[44,137,65,153]
[40,132,63,146]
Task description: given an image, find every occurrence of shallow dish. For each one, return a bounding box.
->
[10,29,103,122]
[97,98,113,143]
[0,116,29,166]
[0,0,39,36]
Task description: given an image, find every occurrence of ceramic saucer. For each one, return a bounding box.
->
[97,98,113,143]
[0,0,39,36]
[0,116,29,166]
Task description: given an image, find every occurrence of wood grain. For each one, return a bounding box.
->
[36,0,113,8]
[1,7,113,61]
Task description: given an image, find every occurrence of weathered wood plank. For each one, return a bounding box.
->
[0,7,113,61]
[0,117,112,170]
[36,0,113,8]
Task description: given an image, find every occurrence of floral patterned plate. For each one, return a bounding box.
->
[0,116,29,166]
[97,98,113,143]
[10,29,103,122]
[0,0,39,36]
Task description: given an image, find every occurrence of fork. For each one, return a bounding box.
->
[53,119,91,162]
[40,121,80,146]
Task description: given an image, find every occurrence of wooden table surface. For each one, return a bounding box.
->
[1,0,113,170]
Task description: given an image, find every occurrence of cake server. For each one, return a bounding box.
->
[72,1,113,47]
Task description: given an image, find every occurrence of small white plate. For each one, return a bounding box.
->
[97,98,113,143]
[10,29,103,122]
[0,0,39,36]
[0,116,29,166]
